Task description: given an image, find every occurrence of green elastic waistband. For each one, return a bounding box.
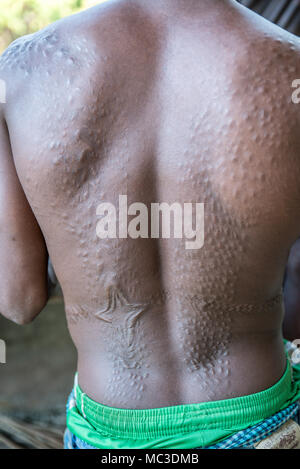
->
[72,359,300,446]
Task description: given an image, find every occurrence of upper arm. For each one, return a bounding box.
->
[0,110,48,324]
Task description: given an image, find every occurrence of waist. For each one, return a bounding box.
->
[66,358,300,448]
[76,331,287,408]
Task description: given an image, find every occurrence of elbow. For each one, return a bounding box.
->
[0,286,48,325]
[10,305,44,326]
[287,241,300,278]
[287,255,300,279]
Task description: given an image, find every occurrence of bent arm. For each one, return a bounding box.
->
[0,113,48,325]
[283,238,300,341]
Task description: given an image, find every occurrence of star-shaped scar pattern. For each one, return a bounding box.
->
[95,286,148,331]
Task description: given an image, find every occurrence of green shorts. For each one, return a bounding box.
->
[66,358,300,449]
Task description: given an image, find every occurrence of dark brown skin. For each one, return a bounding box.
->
[283,239,300,341]
[1,0,300,409]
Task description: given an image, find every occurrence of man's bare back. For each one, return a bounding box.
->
[1,0,300,409]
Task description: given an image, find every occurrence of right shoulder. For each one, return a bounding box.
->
[0,26,60,114]
[0,25,60,75]
[0,32,38,70]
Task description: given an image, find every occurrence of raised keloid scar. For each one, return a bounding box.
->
[97,287,150,402]
[95,286,148,350]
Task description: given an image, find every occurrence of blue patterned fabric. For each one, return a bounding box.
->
[64,389,300,449]
[64,390,98,449]
[64,427,97,450]
[205,401,300,449]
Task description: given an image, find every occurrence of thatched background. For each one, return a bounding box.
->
[0,298,75,449]
[238,0,300,34]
